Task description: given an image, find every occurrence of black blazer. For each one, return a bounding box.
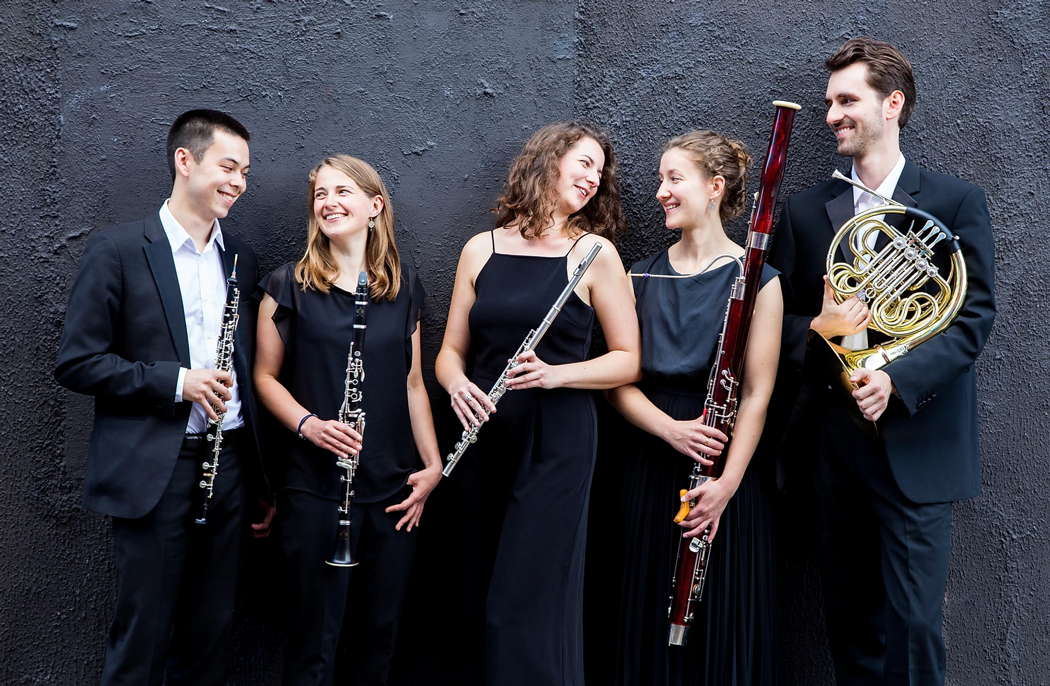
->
[55,214,270,519]
[769,161,996,503]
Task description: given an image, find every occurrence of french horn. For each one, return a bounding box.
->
[822,169,967,389]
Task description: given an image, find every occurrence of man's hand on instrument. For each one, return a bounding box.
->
[449,379,496,431]
[660,417,726,465]
[505,350,563,391]
[300,417,362,458]
[679,478,736,541]
[810,276,871,338]
[386,465,442,532]
[850,369,893,422]
[182,368,233,421]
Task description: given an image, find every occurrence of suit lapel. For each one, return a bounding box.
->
[825,179,855,263]
[143,215,192,367]
[217,237,248,381]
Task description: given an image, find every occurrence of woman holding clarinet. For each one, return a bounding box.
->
[254,154,441,686]
[435,122,640,686]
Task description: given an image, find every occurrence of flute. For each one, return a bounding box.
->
[442,242,602,477]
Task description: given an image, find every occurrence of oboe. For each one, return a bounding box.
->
[442,242,602,477]
[667,101,800,646]
[326,271,370,567]
[193,254,241,526]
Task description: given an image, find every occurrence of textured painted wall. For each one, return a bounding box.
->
[1,1,1046,684]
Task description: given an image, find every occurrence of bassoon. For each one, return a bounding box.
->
[667,100,800,646]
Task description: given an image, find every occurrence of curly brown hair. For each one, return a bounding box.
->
[493,122,625,240]
[294,155,402,301]
[664,130,752,222]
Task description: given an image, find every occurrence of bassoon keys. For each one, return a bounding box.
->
[667,101,800,646]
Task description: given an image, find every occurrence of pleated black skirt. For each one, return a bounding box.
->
[612,384,778,686]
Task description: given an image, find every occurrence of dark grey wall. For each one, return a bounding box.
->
[2,1,1046,684]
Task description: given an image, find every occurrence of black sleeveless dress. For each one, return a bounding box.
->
[612,250,779,686]
[456,233,597,686]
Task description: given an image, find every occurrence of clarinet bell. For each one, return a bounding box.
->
[325,522,358,567]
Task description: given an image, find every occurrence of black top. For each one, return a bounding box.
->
[467,239,595,387]
[631,250,778,386]
[260,262,425,502]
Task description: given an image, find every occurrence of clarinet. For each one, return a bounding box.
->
[193,254,241,526]
[326,271,370,567]
[667,101,800,646]
[442,242,602,477]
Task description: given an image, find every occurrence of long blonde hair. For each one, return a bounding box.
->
[294,155,401,301]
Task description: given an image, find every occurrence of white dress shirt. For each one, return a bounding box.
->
[159,201,244,433]
[841,154,906,351]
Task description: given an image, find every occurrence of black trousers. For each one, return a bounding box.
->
[101,431,246,686]
[279,488,416,686]
[814,406,951,686]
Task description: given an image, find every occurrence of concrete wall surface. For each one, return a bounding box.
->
[1,1,1046,684]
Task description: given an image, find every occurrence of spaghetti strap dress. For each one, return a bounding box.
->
[612,249,780,686]
[455,231,597,686]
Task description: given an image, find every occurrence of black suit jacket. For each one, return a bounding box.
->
[55,214,270,519]
[769,161,996,503]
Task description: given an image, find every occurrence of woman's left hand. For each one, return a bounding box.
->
[385,465,443,532]
[504,350,563,390]
[678,478,738,542]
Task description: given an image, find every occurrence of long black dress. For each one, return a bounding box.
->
[613,250,779,686]
[455,232,597,686]
[260,262,425,686]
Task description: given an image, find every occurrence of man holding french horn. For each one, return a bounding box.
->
[770,38,996,685]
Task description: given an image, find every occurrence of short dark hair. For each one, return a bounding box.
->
[166,109,250,180]
[826,38,916,128]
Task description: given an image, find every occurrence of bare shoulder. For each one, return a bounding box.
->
[586,235,626,272]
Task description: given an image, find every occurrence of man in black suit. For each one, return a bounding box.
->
[55,109,274,686]
[769,39,996,685]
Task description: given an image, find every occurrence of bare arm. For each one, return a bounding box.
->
[434,233,499,430]
[254,294,360,457]
[385,324,443,530]
[506,236,641,391]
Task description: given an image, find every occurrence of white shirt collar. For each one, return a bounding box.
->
[851,153,906,209]
[158,200,225,255]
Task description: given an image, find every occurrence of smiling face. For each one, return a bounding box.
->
[554,136,605,217]
[825,61,899,158]
[178,129,250,221]
[311,164,384,241]
[656,147,721,230]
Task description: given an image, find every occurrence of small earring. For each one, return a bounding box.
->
[707,200,716,212]
[368,217,376,231]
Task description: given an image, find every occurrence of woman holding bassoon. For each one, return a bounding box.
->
[434,122,640,686]
[607,130,783,685]
[254,154,441,686]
